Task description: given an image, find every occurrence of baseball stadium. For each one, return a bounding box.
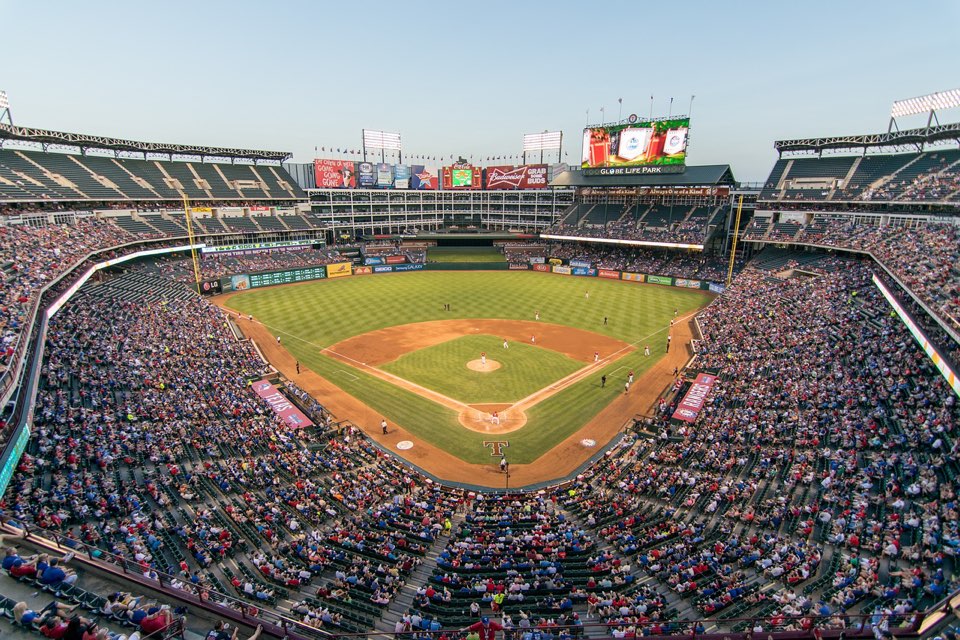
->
[0,4,958,640]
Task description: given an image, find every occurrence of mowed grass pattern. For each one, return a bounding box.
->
[427,247,505,262]
[380,334,582,403]
[225,271,710,464]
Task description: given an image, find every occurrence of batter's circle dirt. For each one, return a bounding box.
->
[215,288,709,488]
[466,359,500,372]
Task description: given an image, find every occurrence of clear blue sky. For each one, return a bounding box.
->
[2,0,958,181]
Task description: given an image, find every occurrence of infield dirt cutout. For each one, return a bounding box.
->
[217,291,702,487]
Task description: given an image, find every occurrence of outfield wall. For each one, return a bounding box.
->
[217,260,725,293]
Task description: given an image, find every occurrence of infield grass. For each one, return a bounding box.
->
[225,271,710,464]
[380,334,582,403]
[427,247,505,262]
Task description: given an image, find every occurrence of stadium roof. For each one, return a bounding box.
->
[774,122,960,155]
[0,123,291,161]
[550,165,735,187]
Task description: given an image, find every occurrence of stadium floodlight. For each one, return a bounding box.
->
[890,89,960,118]
[523,131,562,152]
[0,91,9,110]
[362,129,402,151]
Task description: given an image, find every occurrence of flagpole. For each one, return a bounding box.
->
[649,95,654,120]
[618,98,622,124]
[688,95,696,119]
[668,97,674,118]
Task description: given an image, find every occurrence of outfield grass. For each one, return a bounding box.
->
[380,334,582,403]
[427,247,505,262]
[225,271,710,463]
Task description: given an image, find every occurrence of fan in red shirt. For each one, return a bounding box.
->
[463,617,502,640]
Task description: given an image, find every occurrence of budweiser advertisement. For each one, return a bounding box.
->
[485,165,548,190]
[671,373,717,423]
[314,159,357,189]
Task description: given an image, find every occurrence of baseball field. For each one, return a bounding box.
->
[220,270,711,484]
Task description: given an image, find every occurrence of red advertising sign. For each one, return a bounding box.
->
[533,263,550,272]
[314,159,357,189]
[598,269,621,279]
[485,165,548,190]
[441,162,482,190]
[252,379,314,429]
[249,205,271,212]
[671,373,717,423]
[385,255,407,264]
[353,266,372,275]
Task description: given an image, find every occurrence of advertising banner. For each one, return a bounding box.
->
[675,278,702,289]
[509,264,530,270]
[553,265,572,275]
[572,267,596,276]
[393,263,424,272]
[326,262,353,279]
[385,255,407,264]
[647,275,673,286]
[581,117,690,171]
[484,164,548,190]
[374,265,394,273]
[394,165,411,190]
[410,165,438,190]
[548,258,563,266]
[569,260,592,269]
[230,274,251,291]
[199,279,222,296]
[621,272,645,282]
[252,379,314,429]
[442,162,482,190]
[357,162,376,188]
[598,269,620,280]
[314,159,357,188]
[354,266,373,275]
[249,205,271,212]
[364,257,384,265]
[533,264,550,272]
[529,257,546,264]
[671,373,717,424]
[708,282,725,294]
[376,163,394,188]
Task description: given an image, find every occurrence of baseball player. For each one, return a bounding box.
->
[481,352,486,366]
[644,345,650,356]
[381,419,388,435]
[628,371,634,384]
[503,339,508,349]
[624,381,630,394]
[491,411,500,425]
[535,311,540,321]
[531,335,536,344]
[667,335,672,352]
[594,351,599,363]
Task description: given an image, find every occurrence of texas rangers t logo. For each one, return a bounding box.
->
[483,441,509,457]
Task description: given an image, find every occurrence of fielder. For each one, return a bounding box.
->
[503,339,508,349]
[491,411,500,425]
[481,352,486,366]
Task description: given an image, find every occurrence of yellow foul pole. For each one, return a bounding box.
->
[726,195,744,288]
[181,194,202,292]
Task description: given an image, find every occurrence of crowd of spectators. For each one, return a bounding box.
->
[0,210,959,638]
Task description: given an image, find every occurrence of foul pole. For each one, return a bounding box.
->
[181,194,202,292]
[725,195,743,288]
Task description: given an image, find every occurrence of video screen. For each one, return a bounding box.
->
[581,117,689,169]
[451,169,473,187]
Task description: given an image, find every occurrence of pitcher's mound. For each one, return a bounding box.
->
[467,359,501,372]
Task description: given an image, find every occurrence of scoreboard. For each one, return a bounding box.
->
[222,265,330,292]
[250,266,327,288]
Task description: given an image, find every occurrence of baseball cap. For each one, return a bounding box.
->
[482,617,489,624]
